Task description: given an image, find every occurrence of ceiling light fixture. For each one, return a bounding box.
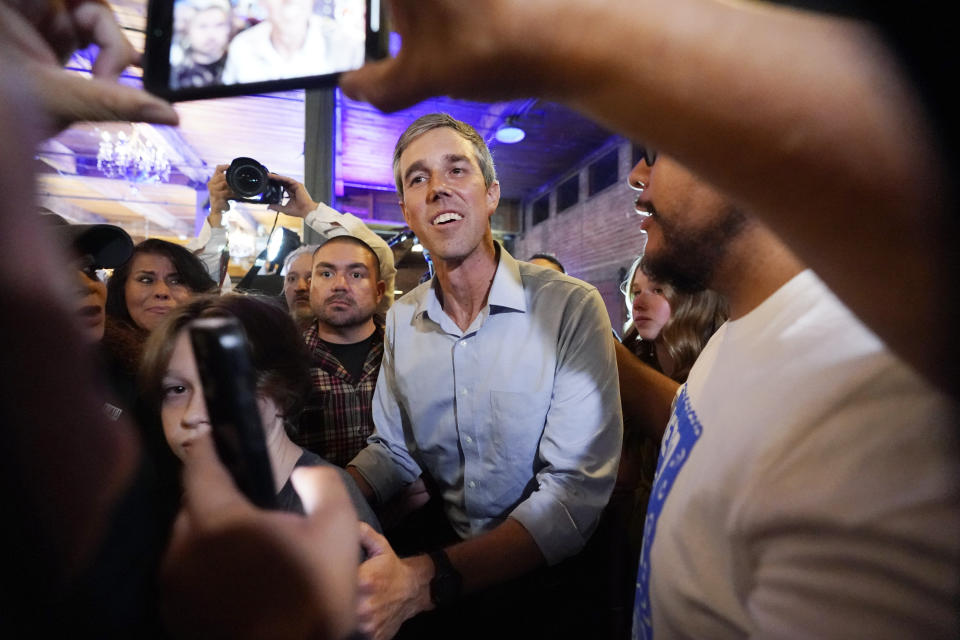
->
[96,124,171,184]
[494,117,526,144]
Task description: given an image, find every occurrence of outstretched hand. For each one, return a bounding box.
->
[339,0,551,113]
[0,0,178,131]
[356,523,434,640]
[161,435,360,640]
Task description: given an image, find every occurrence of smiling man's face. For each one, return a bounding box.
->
[397,127,500,264]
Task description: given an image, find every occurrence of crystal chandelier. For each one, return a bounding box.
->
[96,124,171,184]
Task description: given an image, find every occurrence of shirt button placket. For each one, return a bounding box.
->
[455,336,478,501]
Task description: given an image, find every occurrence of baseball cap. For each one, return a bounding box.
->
[43,213,134,269]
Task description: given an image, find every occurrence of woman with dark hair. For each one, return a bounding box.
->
[107,238,217,331]
[104,238,217,374]
[140,293,379,526]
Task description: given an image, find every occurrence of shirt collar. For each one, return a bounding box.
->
[415,242,527,327]
[487,243,527,313]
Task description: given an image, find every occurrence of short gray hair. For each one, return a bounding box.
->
[280,244,319,276]
[392,113,497,197]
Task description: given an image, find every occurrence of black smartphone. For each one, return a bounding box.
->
[143,0,390,102]
[189,316,276,509]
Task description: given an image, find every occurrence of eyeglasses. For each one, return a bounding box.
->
[630,145,657,196]
[634,145,657,169]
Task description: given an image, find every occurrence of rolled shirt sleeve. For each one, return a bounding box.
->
[349,319,423,503]
[508,287,623,563]
[186,220,232,292]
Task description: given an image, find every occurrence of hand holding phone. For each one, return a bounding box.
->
[189,316,276,509]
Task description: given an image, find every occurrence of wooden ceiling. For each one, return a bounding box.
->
[36,0,616,256]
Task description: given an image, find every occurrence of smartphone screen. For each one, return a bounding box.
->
[144,0,387,102]
[189,316,277,509]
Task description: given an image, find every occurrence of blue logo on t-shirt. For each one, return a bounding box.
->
[633,386,703,640]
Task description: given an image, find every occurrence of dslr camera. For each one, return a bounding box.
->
[225,157,284,205]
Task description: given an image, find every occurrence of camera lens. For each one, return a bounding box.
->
[234,166,264,193]
[226,157,270,198]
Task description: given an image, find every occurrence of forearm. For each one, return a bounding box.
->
[528,0,949,391]
[443,518,545,595]
[370,519,544,624]
[345,465,375,503]
[615,341,678,443]
[352,354,425,504]
[538,0,936,229]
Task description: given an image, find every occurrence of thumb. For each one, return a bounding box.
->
[179,434,251,528]
[33,67,178,130]
[358,521,392,558]
[340,58,422,113]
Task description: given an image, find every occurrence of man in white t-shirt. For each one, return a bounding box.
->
[627,151,959,639]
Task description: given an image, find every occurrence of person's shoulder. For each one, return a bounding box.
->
[519,261,599,304]
[390,279,432,312]
[295,449,328,468]
[379,280,432,334]
[228,20,268,47]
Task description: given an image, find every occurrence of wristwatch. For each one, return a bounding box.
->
[428,549,462,607]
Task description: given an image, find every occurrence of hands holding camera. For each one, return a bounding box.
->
[208,162,319,220]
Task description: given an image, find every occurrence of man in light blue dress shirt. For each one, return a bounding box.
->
[346,113,623,639]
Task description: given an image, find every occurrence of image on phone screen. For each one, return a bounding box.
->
[145,0,386,101]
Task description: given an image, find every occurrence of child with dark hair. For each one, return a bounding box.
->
[140,293,380,527]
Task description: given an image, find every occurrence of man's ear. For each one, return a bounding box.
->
[399,196,411,226]
[486,181,501,216]
[375,279,386,302]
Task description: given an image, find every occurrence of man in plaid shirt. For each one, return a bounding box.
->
[297,235,387,467]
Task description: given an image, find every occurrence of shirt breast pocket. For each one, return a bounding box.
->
[488,390,551,475]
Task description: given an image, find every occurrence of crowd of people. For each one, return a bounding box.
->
[3,0,958,639]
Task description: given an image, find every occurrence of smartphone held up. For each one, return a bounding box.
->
[189,316,277,509]
[143,0,389,102]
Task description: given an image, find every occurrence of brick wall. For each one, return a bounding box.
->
[513,139,646,332]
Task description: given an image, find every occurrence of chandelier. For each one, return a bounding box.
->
[96,124,171,184]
